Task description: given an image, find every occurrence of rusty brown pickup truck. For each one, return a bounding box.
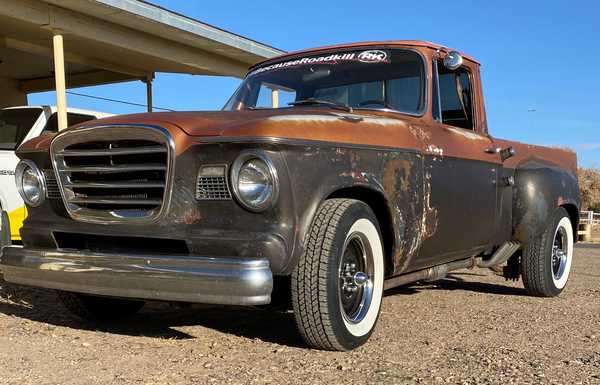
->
[0,41,580,351]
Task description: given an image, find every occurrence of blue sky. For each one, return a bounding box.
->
[29,0,599,167]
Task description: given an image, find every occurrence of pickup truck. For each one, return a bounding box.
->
[0,106,112,243]
[0,41,580,351]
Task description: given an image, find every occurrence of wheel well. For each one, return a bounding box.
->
[328,187,395,275]
[561,203,579,240]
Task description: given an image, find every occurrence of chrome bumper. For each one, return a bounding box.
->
[0,247,273,305]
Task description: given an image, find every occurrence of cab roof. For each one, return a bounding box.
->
[249,40,479,72]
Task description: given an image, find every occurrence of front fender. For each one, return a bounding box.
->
[281,145,424,275]
[513,160,580,244]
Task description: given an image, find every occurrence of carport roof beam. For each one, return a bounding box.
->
[0,0,284,94]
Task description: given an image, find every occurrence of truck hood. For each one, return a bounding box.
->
[85,109,418,148]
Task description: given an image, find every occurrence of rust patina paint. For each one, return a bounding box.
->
[15,40,579,275]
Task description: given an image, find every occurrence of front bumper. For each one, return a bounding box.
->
[0,247,273,305]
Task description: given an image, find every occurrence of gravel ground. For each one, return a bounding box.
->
[0,244,598,385]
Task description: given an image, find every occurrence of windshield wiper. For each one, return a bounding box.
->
[289,98,353,113]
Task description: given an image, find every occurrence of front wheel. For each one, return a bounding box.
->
[521,207,574,297]
[292,199,384,351]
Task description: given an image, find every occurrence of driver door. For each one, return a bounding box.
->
[413,59,500,269]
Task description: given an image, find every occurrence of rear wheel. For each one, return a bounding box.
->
[292,199,384,351]
[58,291,145,320]
[521,207,573,297]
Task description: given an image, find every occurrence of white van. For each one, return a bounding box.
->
[0,106,112,243]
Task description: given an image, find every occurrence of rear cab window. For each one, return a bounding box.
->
[0,108,43,150]
[42,113,98,134]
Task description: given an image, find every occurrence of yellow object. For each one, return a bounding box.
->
[8,206,26,241]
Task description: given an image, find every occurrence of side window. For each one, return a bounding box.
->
[42,113,97,134]
[437,63,474,130]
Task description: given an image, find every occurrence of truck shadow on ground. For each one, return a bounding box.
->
[384,272,527,297]
[0,279,304,346]
[0,273,526,347]
[429,273,527,296]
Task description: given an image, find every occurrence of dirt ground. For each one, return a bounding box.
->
[1,244,598,385]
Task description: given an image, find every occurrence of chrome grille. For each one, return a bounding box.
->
[196,175,231,200]
[51,126,173,223]
[44,170,61,199]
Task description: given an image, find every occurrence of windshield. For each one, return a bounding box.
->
[0,108,42,150]
[224,49,425,115]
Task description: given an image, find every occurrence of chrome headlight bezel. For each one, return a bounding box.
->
[15,159,46,207]
[230,150,279,212]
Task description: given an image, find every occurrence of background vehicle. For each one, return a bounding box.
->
[0,106,112,243]
[0,42,580,351]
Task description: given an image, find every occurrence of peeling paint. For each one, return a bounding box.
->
[420,171,438,240]
[408,124,431,142]
[426,144,444,158]
[169,181,201,225]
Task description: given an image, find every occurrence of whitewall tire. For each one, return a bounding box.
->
[522,207,574,297]
[292,199,384,351]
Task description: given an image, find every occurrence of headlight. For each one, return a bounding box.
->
[15,160,46,207]
[231,151,278,212]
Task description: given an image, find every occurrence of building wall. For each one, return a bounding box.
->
[0,78,27,108]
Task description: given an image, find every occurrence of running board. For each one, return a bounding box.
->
[383,241,521,291]
[384,257,476,290]
[476,241,521,268]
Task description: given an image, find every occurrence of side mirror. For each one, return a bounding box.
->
[443,51,463,70]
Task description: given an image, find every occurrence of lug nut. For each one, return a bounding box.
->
[353,272,368,286]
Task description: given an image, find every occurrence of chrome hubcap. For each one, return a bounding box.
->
[339,234,374,324]
[552,227,568,281]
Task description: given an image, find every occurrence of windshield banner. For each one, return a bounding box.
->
[248,50,389,77]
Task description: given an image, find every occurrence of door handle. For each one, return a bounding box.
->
[485,146,516,162]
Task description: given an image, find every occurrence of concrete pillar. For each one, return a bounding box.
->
[52,32,68,130]
[0,77,27,108]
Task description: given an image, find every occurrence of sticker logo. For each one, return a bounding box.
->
[357,50,388,63]
[248,49,390,77]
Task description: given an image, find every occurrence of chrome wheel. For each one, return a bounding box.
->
[292,199,384,350]
[338,234,374,324]
[552,226,568,281]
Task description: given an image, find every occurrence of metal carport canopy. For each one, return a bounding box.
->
[0,0,284,127]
